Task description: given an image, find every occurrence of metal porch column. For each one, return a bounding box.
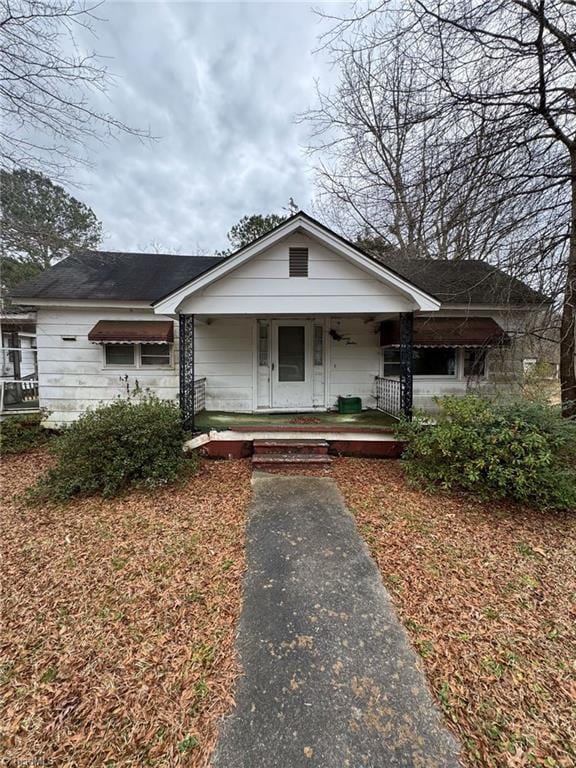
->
[399,312,414,420]
[179,313,196,430]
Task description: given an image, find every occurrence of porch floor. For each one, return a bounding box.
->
[195,409,397,432]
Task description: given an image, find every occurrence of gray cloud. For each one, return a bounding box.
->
[68,1,336,254]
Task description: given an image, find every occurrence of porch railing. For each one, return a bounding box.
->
[0,378,40,412]
[375,376,402,419]
[193,377,206,414]
[0,344,40,413]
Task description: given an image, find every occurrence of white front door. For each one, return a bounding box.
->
[271,320,313,408]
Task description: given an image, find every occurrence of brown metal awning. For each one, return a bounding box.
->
[88,320,174,344]
[380,317,510,347]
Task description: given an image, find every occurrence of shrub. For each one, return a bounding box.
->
[0,413,50,455]
[521,360,560,403]
[32,395,195,501]
[398,395,576,510]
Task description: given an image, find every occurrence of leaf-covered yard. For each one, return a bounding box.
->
[1,450,252,767]
[331,459,576,768]
[2,450,574,768]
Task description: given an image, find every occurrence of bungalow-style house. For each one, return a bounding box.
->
[11,213,547,442]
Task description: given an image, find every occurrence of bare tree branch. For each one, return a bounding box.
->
[0,0,152,177]
[307,0,576,415]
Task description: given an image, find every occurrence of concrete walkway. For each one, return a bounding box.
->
[212,474,461,768]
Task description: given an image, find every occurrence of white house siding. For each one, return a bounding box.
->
[36,303,534,425]
[36,309,256,423]
[195,317,254,412]
[36,308,179,426]
[177,234,416,316]
[328,317,381,409]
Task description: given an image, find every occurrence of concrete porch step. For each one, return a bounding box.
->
[253,439,329,455]
[252,452,333,469]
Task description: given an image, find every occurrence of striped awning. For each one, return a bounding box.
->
[380,317,510,347]
[88,320,174,344]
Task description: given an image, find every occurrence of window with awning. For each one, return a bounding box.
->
[88,320,174,344]
[380,317,510,347]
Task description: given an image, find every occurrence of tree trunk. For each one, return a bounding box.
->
[560,152,576,418]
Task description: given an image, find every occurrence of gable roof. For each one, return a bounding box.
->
[10,211,548,308]
[10,251,224,302]
[152,212,441,313]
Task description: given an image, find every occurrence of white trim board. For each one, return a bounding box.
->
[14,299,152,310]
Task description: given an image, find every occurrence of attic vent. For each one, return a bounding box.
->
[289,247,308,277]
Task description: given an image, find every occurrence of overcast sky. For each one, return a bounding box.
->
[71,1,340,254]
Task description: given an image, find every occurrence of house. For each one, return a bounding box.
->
[10,212,548,432]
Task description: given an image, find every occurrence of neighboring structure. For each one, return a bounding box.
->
[0,311,38,416]
[10,212,549,428]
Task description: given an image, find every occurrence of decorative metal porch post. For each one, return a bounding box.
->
[399,312,414,420]
[179,313,195,431]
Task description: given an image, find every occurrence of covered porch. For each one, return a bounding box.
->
[178,312,416,432]
[0,316,39,417]
[145,213,444,433]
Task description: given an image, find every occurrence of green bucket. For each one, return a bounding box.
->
[338,396,362,414]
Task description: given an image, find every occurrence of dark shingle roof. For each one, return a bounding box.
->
[373,254,547,306]
[10,239,548,307]
[10,251,225,302]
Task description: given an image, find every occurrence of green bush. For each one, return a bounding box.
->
[398,395,576,510]
[0,413,50,454]
[32,395,195,501]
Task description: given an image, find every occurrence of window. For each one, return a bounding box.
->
[258,322,269,367]
[278,325,305,381]
[313,325,324,366]
[141,343,171,366]
[522,359,557,379]
[105,344,135,366]
[104,343,171,368]
[414,348,456,376]
[383,346,457,377]
[464,348,486,378]
[383,347,401,377]
[289,247,308,277]
[523,357,537,374]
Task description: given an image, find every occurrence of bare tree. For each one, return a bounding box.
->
[306,47,557,274]
[308,0,576,416]
[0,0,149,177]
